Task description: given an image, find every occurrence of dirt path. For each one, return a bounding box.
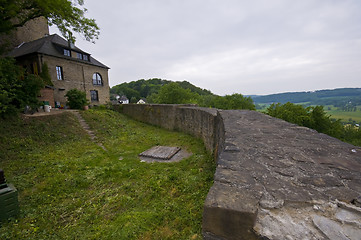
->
[71,111,107,151]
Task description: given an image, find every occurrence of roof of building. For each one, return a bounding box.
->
[119,95,129,101]
[9,34,109,69]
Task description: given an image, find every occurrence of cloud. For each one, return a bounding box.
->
[51,0,361,95]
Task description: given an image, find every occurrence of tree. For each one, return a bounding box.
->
[309,105,330,133]
[122,87,141,102]
[0,57,44,116]
[266,102,344,139]
[65,89,88,109]
[267,102,312,127]
[222,94,255,110]
[0,0,99,43]
[155,82,198,104]
[198,93,255,110]
[341,125,361,146]
[18,74,44,110]
[0,58,23,115]
[130,96,137,103]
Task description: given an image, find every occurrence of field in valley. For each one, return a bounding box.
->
[257,103,361,125]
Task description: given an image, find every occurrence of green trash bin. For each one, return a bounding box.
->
[0,170,19,221]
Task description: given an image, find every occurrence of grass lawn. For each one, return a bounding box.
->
[0,109,215,239]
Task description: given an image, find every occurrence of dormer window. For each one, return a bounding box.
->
[83,55,89,61]
[63,49,70,57]
[76,52,83,60]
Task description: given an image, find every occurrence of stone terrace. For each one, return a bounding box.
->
[203,110,361,240]
[121,105,361,240]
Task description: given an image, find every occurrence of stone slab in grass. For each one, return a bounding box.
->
[139,146,181,160]
[139,146,191,163]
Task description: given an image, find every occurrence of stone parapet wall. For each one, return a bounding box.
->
[123,104,177,130]
[122,104,218,153]
[174,107,219,153]
[121,104,361,240]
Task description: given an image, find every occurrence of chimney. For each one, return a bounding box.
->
[68,40,75,49]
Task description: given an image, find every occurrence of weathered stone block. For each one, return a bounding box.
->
[203,183,259,240]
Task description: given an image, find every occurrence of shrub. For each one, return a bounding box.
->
[266,102,347,142]
[0,57,43,117]
[39,62,53,86]
[65,89,88,109]
[267,102,312,127]
[155,82,198,104]
[198,93,255,110]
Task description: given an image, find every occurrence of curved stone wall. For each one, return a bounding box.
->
[121,104,361,240]
[122,104,220,153]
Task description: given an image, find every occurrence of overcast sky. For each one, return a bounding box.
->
[50,0,361,95]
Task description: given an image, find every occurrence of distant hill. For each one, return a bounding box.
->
[252,88,361,107]
[110,78,213,102]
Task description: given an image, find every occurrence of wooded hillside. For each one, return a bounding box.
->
[110,79,255,110]
[252,88,361,107]
[110,78,213,102]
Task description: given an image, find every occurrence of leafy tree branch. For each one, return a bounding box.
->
[0,0,99,43]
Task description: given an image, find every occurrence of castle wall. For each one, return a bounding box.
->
[15,17,49,47]
[0,17,49,51]
[120,104,361,240]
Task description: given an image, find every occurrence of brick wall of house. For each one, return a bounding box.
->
[41,55,110,107]
[38,88,55,107]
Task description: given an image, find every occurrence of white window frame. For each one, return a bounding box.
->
[56,66,63,80]
[92,73,103,86]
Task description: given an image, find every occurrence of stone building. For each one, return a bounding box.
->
[7,18,110,107]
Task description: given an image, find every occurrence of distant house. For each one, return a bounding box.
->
[137,99,146,104]
[7,19,110,107]
[119,95,129,104]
